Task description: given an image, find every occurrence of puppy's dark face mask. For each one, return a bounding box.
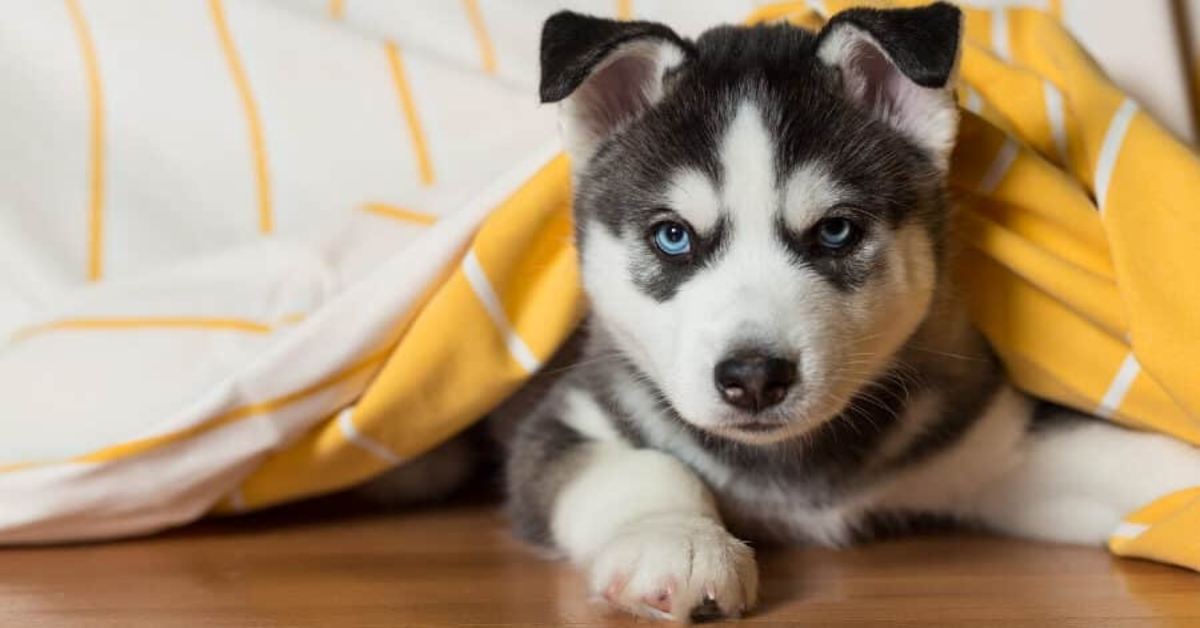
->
[540,5,963,443]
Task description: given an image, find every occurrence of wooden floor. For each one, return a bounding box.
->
[5,496,1198,627]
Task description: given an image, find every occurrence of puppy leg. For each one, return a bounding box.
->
[555,444,757,620]
[974,408,1200,545]
[508,392,756,621]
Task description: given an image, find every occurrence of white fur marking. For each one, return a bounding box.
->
[656,101,802,434]
[562,388,628,444]
[463,250,541,373]
[613,368,736,487]
[720,102,777,228]
[782,162,844,230]
[581,225,671,383]
[667,168,722,233]
[1096,352,1140,419]
[552,445,719,560]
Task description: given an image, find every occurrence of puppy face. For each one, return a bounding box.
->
[541,6,962,443]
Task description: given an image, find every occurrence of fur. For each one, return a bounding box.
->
[491,4,1200,622]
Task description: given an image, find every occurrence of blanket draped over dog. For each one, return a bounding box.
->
[1,1,1196,570]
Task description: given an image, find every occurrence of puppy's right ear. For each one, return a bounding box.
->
[815,3,963,169]
[540,11,692,168]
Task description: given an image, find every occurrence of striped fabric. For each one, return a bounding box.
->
[0,1,1197,574]
[0,0,766,543]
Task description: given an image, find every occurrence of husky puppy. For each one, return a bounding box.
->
[503,3,1200,621]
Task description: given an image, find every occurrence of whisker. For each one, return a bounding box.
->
[905,344,990,363]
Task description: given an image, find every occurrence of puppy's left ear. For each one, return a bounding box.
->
[540,11,692,168]
[816,2,963,169]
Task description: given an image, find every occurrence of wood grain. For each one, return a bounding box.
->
[3,496,1197,627]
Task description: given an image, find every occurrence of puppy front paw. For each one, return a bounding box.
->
[587,514,758,622]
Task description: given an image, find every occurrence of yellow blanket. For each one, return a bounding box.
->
[242,1,1200,570]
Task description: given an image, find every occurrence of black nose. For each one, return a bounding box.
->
[714,353,797,413]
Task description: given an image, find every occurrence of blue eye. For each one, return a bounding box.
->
[653,222,692,257]
[816,217,859,251]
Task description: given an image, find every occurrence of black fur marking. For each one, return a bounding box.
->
[774,214,879,292]
[855,510,965,542]
[539,11,694,104]
[572,22,948,301]
[504,401,589,548]
[883,354,1002,470]
[633,216,729,302]
[818,2,962,89]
